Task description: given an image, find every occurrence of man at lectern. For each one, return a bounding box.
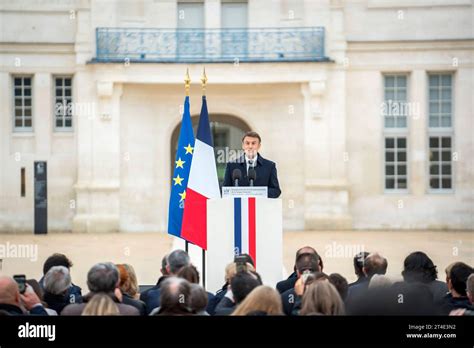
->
[223,131,281,198]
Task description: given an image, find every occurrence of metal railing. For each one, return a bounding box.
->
[95,27,327,63]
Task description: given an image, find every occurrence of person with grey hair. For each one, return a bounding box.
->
[42,266,72,315]
[61,262,139,316]
[143,250,191,314]
[154,277,194,316]
[166,249,191,274]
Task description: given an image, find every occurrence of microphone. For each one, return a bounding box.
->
[248,168,256,187]
[232,168,242,187]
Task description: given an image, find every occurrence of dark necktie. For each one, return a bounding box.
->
[247,160,254,176]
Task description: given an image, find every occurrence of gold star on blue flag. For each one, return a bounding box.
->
[168,96,195,238]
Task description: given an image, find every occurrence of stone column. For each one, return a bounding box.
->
[301,77,352,230]
[72,80,122,232]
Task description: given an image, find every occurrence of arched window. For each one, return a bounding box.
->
[171,114,250,186]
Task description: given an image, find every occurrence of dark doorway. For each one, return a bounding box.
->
[34,161,47,234]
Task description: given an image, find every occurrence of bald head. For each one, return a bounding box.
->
[0,276,21,306]
[363,252,388,278]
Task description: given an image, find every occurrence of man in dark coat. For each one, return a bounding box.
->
[223,131,281,198]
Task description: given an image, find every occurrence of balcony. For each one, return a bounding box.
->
[94,27,328,63]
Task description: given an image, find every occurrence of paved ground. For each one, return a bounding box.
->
[0,230,472,291]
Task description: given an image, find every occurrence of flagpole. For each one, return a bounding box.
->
[184,68,191,254]
[201,67,207,290]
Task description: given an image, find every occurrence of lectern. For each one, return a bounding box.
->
[205,187,283,293]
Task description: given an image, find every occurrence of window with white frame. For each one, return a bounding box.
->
[54,76,73,130]
[429,74,452,128]
[429,136,452,190]
[13,76,33,131]
[384,137,408,190]
[383,75,407,128]
[383,74,408,191]
[428,73,453,191]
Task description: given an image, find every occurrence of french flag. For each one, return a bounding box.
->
[181,96,220,250]
[233,197,257,267]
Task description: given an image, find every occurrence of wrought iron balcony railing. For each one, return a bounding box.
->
[94,27,327,63]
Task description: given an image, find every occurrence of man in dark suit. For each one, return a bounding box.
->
[223,131,281,198]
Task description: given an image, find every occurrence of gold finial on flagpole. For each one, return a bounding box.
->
[184,68,191,96]
[201,67,207,95]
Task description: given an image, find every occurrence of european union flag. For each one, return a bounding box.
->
[168,96,195,238]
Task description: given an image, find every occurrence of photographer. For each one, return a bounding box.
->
[0,276,48,315]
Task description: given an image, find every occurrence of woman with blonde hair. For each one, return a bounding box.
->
[116,263,146,315]
[300,281,345,315]
[82,294,120,316]
[231,285,283,316]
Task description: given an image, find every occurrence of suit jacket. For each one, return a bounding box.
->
[222,153,281,198]
[276,272,297,294]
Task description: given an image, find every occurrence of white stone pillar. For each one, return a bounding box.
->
[301,78,352,230]
[410,70,427,196]
[72,80,122,233]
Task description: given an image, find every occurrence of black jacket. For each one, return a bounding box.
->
[43,292,70,315]
[223,153,281,198]
[214,296,235,316]
[281,288,300,316]
[0,303,48,316]
[276,272,297,294]
[122,293,147,316]
[441,294,474,314]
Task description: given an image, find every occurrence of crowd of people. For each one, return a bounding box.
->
[0,247,472,316]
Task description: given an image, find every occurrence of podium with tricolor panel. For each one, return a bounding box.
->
[205,196,283,293]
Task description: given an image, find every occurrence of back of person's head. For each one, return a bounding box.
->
[353,251,370,278]
[189,283,208,314]
[296,252,320,275]
[232,285,283,316]
[159,277,192,315]
[0,276,20,306]
[224,262,255,284]
[44,266,71,295]
[444,262,457,284]
[87,262,119,293]
[82,293,119,316]
[234,253,255,267]
[295,246,324,271]
[116,264,138,298]
[161,254,169,276]
[448,262,473,297]
[43,253,73,275]
[402,251,438,283]
[328,273,349,301]
[167,250,190,275]
[123,264,138,298]
[231,271,262,304]
[300,281,345,315]
[363,252,388,278]
[177,264,200,284]
[466,274,474,303]
[368,274,393,289]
